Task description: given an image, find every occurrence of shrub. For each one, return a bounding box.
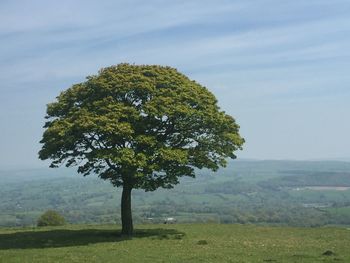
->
[37,210,66,227]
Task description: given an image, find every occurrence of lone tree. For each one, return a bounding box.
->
[39,64,244,235]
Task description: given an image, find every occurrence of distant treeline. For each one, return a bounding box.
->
[259,171,350,189]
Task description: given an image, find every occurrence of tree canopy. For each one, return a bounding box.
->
[39,63,244,235]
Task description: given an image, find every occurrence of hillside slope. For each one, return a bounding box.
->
[0,224,349,262]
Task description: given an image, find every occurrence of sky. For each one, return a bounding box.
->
[1,0,350,168]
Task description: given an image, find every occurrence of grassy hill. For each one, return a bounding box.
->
[0,224,349,262]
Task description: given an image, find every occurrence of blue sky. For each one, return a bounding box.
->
[1,0,350,168]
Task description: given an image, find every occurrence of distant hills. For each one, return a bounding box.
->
[1,160,350,227]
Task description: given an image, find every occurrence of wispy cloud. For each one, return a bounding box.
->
[1,0,350,166]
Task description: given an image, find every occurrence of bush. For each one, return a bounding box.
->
[37,210,66,227]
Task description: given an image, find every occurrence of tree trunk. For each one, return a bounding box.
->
[121,184,133,236]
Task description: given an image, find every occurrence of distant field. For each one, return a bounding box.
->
[294,186,350,191]
[0,224,349,263]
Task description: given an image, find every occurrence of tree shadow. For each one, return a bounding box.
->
[0,227,185,250]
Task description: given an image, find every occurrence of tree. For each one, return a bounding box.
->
[39,63,244,235]
[37,210,66,227]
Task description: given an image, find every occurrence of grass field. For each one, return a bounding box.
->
[0,224,349,262]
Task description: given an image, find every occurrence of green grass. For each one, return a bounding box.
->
[0,224,349,262]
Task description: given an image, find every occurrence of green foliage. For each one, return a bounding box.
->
[0,224,350,262]
[39,63,244,191]
[37,210,65,227]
